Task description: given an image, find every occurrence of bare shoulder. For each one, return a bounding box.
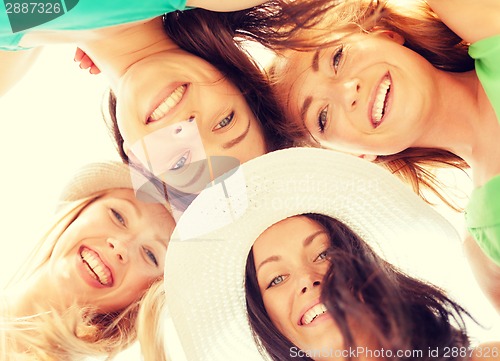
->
[471,342,500,361]
[425,0,500,43]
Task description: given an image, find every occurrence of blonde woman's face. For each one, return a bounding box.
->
[253,216,344,359]
[49,189,174,312]
[278,31,440,157]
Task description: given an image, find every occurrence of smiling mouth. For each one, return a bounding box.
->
[371,74,391,128]
[147,84,188,124]
[300,303,328,326]
[80,247,113,287]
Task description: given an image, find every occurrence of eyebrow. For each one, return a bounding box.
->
[298,50,321,125]
[300,96,313,124]
[222,117,251,149]
[311,49,320,72]
[256,230,326,272]
[123,198,142,218]
[155,238,168,251]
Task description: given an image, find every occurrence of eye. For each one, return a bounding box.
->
[170,151,190,171]
[111,209,126,226]
[143,247,158,267]
[317,105,328,133]
[213,111,235,131]
[315,250,328,261]
[332,45,344,73]
[267,275,287,289]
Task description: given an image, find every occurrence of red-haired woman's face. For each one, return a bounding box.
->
[276,30,440,157]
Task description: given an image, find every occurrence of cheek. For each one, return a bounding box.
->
[243,132,266,161]
[262,291,291,336]
[116,106,134,145]
[105,275,158,311]
[51,218,92,259]
[126,268,160,292]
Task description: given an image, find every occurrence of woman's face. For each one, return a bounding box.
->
[253,216,344,358]
[49,189,175,312]
[115,50,267,194]
[277,30,440,156]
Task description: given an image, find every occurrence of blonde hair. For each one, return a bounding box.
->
[263,0,472,209]
[0,192,167,360]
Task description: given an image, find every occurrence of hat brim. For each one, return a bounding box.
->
[58,161,170,208]
[164,148,459,361]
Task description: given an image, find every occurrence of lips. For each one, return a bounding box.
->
[299,302,328,326]
[79,246,114,287]
[370,73,392,128]
[146,84,188,124]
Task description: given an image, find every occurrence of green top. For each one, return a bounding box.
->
[0,0,187,50]
[465,34,500,266]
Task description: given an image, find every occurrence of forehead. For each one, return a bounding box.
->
[254,216,323,251]
[100,189,171,219]
[270,51,316,134]
[273,49,313,98]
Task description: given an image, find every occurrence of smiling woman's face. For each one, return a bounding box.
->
[48,189,175,312]
[275,30,439,157]
[252,216,346,359]
[115,49,267,194]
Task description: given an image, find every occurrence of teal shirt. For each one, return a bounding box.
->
[465,35,500,265]
[0,0,187,50]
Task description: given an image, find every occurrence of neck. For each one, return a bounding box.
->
[414,70,492,164]
[79,17,179,90]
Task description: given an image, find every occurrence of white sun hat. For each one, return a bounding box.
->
[163,147,460,361]
[58,161,170,208]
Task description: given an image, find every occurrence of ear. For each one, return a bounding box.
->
[372,28,405,45]
[358,154,378,162]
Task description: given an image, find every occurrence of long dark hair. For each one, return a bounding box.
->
[245,214,471,360]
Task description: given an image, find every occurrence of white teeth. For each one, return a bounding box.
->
[302,303,328,325]
[150,85,187,121]
[81,248,112,286]
[372,77,391,123]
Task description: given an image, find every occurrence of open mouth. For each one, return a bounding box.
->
[80,247,113,287]
[146,84,188,124]
[299,303,328,326]
[370,73,392,128]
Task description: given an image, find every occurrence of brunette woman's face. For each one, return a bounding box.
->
[253,216,344,359]
[49,189,175,312]
[115,49,266,194]
[278,30,440,157]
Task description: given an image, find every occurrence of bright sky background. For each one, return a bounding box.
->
[0,44,499,360]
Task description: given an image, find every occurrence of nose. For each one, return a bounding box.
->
[339,79,360,111]
[169,116,198,139]
[314,75,360,112]
[297,270,323,295]
[106,238,129,263]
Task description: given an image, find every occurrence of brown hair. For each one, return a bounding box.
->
[245,214,472,361]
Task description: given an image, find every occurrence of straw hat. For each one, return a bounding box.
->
[58,161,169,207]
[164,148,460,361]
